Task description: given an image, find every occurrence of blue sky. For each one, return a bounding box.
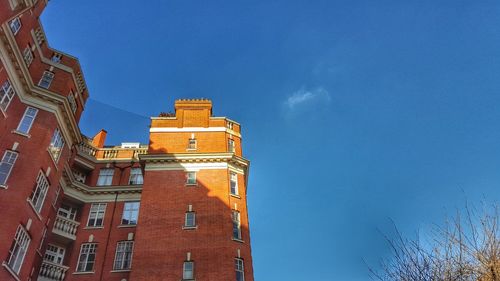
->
[42,1,500,280]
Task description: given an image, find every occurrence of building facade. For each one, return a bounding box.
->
[0,1,254,281]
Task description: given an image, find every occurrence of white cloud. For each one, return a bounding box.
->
[284,87,331,110]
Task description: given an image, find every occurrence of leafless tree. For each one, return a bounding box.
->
[370,202,500,281]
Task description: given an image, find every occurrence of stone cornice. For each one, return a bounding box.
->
[61,163,142,203]
[0,23,82,146]
[139,152,249,168]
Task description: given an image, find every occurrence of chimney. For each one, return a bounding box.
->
[91,129,107,148]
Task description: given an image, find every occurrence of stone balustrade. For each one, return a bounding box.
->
[37,260,69,281]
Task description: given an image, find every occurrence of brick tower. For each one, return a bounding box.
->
[131,99,254,281]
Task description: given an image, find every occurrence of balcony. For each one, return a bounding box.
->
[77,142,97,157]
[76,142,147,160]
[37,260,69,281]
[52,215,79,241]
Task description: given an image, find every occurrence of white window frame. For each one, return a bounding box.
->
[38,226,47,251]
[76,243,97,272]
[48,128,65,162]
[0,79,16,113]
[113,241,134,270]
[228,138,235,153]
[6,225,30,274]
[128,167,143,185]
[16,106,38,134]
[9,17,21,35]
[87,203,106,227]
[186,172,196,185]
[235,258,245,281]
[232,210,242,240]
[187,138,197,150]
[44,244,65,265]
[0,150,18,187]
[183,261,194,280]
[29,171,50,213]
[23,46,33,67]
[68,91,77,113]
[58,204,77,221]
[52,185,61,207]
[121,202,140,225]
[97,168,114,186]
[230,172,238,196]
[51,53,62,63]
[38,71,54,89]
[184,211,196,228]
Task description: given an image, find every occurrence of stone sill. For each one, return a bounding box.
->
[11,130,30,138]
[230,194,241,199]
[118,224,136,228]
[73,271,95,275]
[110,269,131,273]
[2,262,20,281]
[182,225,198,230]
[232,238,245,243]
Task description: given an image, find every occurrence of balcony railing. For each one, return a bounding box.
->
[37,260,69,281]
[77,143,147,160]
[77,142,97,157]
[72,170,86,183]
[52,215,79,241]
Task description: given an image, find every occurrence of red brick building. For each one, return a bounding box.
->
[0,1,254,281]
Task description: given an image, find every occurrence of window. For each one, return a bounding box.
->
[38,226,47,251]
[121,202,140,225]
[29,171,50,213]
[227,121,233,130]
[23,46,33,67]
[44,244,65,265]
[113,241,134,270]
[0,150,18,186]
[235,258,245,281]
[185,212,196,228]
[52,185,61,206]
[51,53,62,63]
[68,91,77,113]
[186,172,196,185]
[230,172,238,196]
[228,139,235,153]
[232,210,242,240]
[129,168,143,185]
[38,71,54,89]
[58,204,77,220]
[9,17,21,35]
[187,138,196,150]
[0,80,15,112]
[16,107,38,134]
[183,261,194,280]
[97,168,114,186]
[76,243,97,272]
[48,128,65,162]
[6,225,30,274]
[87,203,106,227]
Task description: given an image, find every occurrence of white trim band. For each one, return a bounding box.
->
[149,127,241,137]
[150,127,226,133]
[145,162,228,171]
